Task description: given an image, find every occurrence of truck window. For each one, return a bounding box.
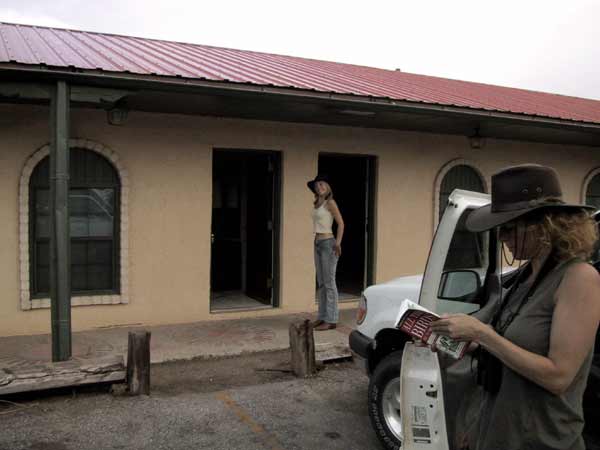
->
[443,209,488,271]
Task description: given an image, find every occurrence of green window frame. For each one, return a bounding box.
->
[29,148,121,297]
[439,165,485,221]
[586,174,600,210]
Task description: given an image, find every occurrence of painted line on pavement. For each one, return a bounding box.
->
[216,391,286,450]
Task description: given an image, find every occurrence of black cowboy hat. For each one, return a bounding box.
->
[306,174,331,193]
[466,164,594,232]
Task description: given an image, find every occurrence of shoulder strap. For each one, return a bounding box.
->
[494,254,559,334]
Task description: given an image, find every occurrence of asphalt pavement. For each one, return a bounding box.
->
[0,351,380,450]
[2,349,599,450]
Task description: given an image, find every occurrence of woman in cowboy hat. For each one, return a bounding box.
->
[307,174,345,331]
[430,164,600,450]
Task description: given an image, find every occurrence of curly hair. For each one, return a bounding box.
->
[531,210,599,261]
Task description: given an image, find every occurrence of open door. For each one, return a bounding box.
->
[418,190,494,315]
[400,343,450,449]
[245,154,277,304]
[210,150,280,311]
[317,153,376,298]
[414,189,499,448]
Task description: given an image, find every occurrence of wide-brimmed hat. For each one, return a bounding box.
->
[466,164,594,232]
[306,174,331,193]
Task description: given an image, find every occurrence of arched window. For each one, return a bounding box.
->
[585,173,600,209]
[29,148,120,296]
[439,165,485,220]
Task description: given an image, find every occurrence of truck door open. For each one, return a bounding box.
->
[400,343,449,450]
[402,189,500,449]
[418,190,497,315]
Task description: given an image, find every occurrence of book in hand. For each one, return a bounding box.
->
[395,300,469,360]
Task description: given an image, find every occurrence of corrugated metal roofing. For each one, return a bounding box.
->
[1,21,600,125]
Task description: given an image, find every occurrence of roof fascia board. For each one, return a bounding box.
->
[0,82,51,100]
[0,80,133,104]
[2,64,600,133]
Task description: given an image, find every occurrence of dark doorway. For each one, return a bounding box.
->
[210,150,281,311]
[318,153,377,299]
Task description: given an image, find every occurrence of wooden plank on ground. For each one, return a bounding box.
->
[315,343,353,363]
[0,355,125,396]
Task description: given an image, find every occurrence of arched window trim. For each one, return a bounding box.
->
[581,167,600,206]
[433,159,488,233]
[19,139,129,310]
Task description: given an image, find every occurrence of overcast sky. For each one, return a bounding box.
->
[1,0,599,100]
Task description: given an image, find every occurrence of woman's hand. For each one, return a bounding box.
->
[429,314,488,342]
[334,243,342,257]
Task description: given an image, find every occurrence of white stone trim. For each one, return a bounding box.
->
[19,139,129,310]
[581,167,600,205]
[433,158,488,232]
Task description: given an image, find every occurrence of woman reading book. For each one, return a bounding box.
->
[430,164,600,450]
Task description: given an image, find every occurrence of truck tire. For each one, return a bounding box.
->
[368,350,404,449]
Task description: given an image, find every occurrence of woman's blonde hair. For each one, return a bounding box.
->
[313,182,333,206]
[531,210,598,261]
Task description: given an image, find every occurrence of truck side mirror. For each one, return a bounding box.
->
[438,269,481,303]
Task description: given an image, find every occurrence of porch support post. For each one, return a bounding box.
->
[50,80,72,362]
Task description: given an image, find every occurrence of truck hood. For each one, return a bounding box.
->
[358,274,423,339]
[372,274,423,289]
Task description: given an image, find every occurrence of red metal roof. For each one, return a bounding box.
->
[2,22,600,125]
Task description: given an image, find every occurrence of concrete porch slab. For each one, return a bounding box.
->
[0,309,358,391]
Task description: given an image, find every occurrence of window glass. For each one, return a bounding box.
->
[443,209,488,272]
[30,148,119,296]
[35,189,50,238]
[586,174,600,210]
[438,209,489,305]
[35,189,115,238]
[69,189,115,237]
[439,165,484,220]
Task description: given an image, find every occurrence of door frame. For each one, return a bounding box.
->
[211,148,282,308]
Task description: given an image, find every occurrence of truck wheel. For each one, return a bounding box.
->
[368,350,403,449]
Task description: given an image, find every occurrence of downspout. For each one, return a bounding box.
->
[50,80,71,361]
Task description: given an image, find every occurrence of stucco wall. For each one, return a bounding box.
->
[1,103,599,336]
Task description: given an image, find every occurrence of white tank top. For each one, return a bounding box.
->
[312,202,334,234]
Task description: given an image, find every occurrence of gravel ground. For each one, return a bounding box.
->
[1,350,598,450]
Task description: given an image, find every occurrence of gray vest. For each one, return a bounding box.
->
[476,258,593,450]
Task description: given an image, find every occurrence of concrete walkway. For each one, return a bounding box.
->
[0,309,357,371]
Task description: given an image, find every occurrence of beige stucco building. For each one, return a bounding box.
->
[1,23,600,338]
[2,102,600,337]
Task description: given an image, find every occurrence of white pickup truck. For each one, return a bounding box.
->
[349,189,600,449]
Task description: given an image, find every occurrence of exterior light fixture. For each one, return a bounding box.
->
[107,107,128,126]
[469,126,486,149]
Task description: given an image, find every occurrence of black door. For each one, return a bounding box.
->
[211,156,242,292]
[245,154,275,304]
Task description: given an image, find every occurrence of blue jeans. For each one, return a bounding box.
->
[314,238,339,324]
